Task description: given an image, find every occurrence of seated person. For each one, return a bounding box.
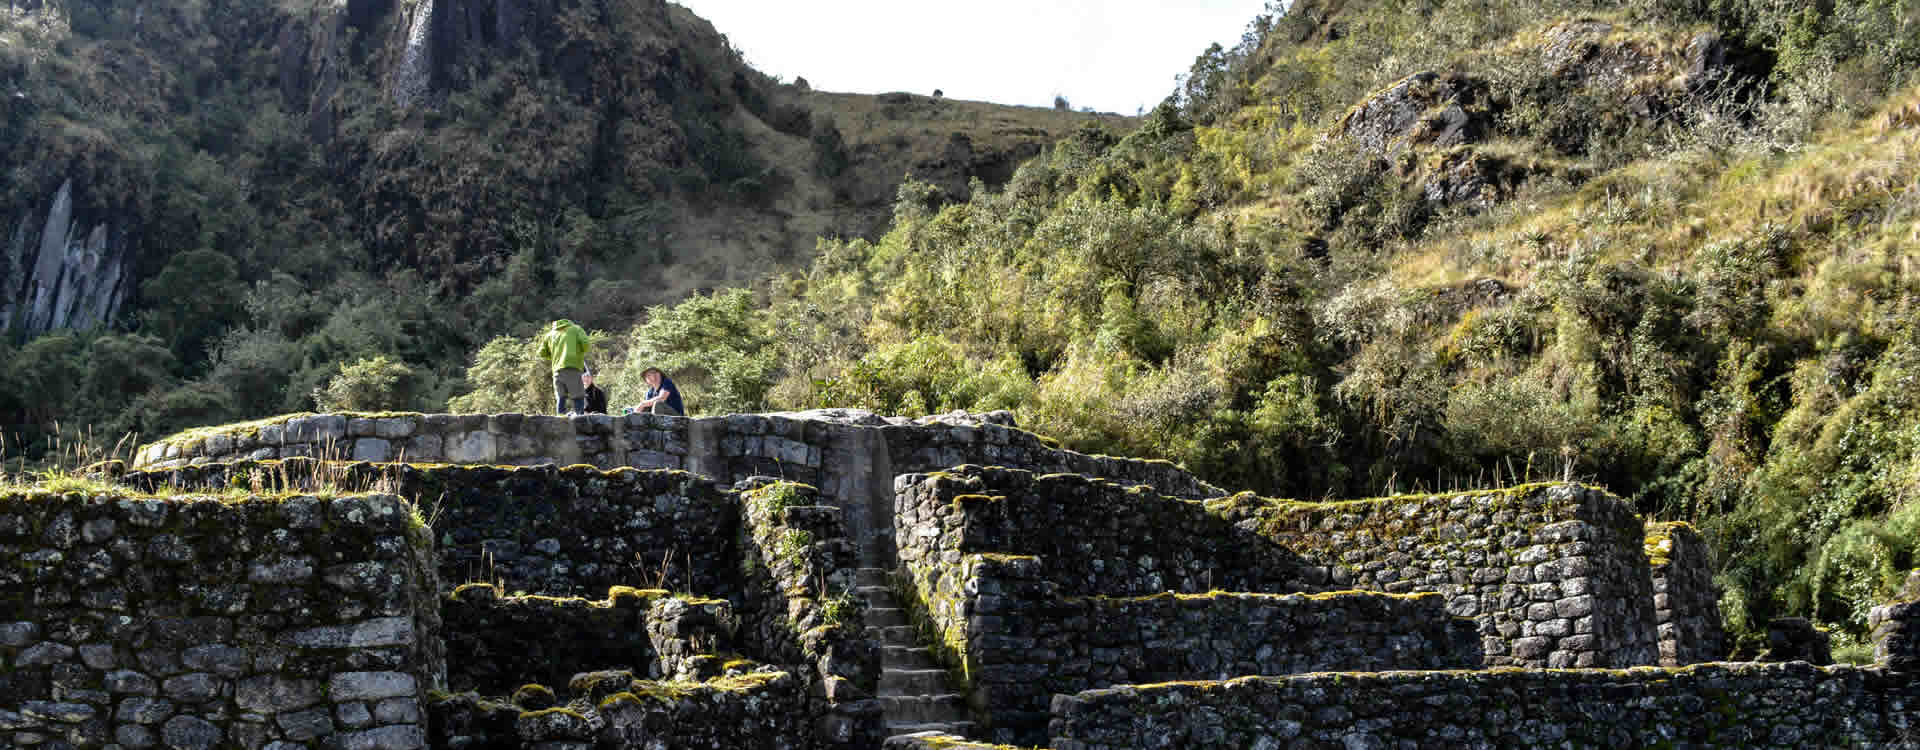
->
[583,370,608,414]
[634,367,684,417]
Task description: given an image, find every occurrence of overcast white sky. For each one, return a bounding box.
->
[675,0,1275,115]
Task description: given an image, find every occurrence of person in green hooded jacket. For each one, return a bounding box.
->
[538,319,591,414]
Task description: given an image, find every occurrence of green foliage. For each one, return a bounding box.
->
[314,356,419,413]
[611,289,779,415]
[447,336,553,415]
[140,249,246,356]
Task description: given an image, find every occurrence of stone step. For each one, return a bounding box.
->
[857,584,896,602]
[855,568,890,587]
[879,693,968,724]
[867,625,916,643]
[867,607,907,628]
[886,722,977,740]
[880,668,954,695]
[882,645,939,670]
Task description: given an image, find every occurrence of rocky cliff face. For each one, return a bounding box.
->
[2,178,131,335]
[0,0,1121,334]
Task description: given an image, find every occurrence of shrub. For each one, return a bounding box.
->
[314,356,418,412]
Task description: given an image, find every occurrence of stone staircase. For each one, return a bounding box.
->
[856,567,975,739]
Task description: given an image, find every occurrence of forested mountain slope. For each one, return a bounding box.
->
[0,0,1118,447]
[528,0,1919,652]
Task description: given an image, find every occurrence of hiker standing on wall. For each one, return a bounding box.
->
[539,319,590,415]
[634,367,684,417]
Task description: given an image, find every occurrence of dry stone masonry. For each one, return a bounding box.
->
[0,409,1911,748]
[1648,521,1729,665]
[894,467,1483,743]
[134,410,1223,565]
[0,489,440,749]
[1048,663,1920,748]
[1210,482,1660,668]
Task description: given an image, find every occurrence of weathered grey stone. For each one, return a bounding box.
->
[276,707,334,741]
[0,709,30,730]
[373,697,421,724]
[444,431,497,463]
[374,417,417,440]
[406,433,442,461]
[286,414,348,444]
[0,621,37,646]
[336,702,373,729]
[329,671,417,701]
[161,715,222,748]
[181,645,250,677]
[353,438,392,463]
[161,673,221,703]
[335,725,427,750]
[115,697,174,724]
[236,676,322,713]
[114,494,173,522]
[81,517,116,543]
[21,701,94,722]
[106,670,159,695]
[15,641,73,666]
[115,723,157,748]
[78,643,116,669]
[248,555,316,583]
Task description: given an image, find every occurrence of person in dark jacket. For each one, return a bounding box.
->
[582,370,609,414]
[636,367,684,417]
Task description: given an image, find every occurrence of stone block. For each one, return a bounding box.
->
[330,671,417,701]
[15,641,73,666]
[375,417,417,439]
[406,433,443,461]
[237,676,323,713]
[181,644,250,677]
[286,414,348,444]
[115,697,174,724]
[248,556,316,584]
[445,431,497,463]
[161,673,221,703]
[278,708,334,741]
[105,670,158,695]
[162,715,223,748]
[353,438,392,463]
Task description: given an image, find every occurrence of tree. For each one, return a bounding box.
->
[314,355,419,412]
[447,335,549,415]
[613,289,778,415]
[140,249,246,358]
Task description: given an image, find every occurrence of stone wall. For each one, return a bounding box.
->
[440,584,664,695]
[1647,521,1728,665]
[429,669,815,748]
[894,468,1485,745]
[951,557,1483,744]
[1211,482,1660,668]
[1872,579,1920,673]
[133,410,1223,565]
[1049,663,1920,749]
[120,460,737,600]
[732,479,884,748]
[884,733,1041,750]
[0,489,439,749]
[896,466,1310,599]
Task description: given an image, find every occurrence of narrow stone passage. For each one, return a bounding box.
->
[856,567,974,738]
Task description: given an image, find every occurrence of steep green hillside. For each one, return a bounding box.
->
[0,0,1117,450]
[543,0,1920,650]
